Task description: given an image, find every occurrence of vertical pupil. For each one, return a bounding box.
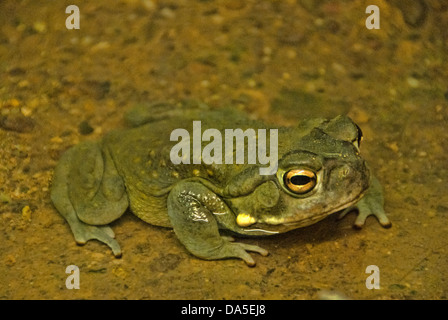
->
[291,175,311,185]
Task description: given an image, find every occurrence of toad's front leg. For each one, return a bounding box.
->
[167,181,268,266]
[339,175,391,229]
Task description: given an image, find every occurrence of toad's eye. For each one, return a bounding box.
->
[284,169,317,194]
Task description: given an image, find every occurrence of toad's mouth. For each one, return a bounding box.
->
[241,193,365,235]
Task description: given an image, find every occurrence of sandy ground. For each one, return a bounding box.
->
[0,0,447,299]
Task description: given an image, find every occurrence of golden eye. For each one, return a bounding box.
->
[284,169,317,194]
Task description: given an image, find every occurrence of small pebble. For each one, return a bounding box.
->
[286,49,297,59]
[200,80,210,88]
[5,254,16,267]
[211,15,224,25]
[263,46,272,56]
[50,136,64,144]
[247,79,257,88]
[32,21,47,33]
[0,193,11,203]
[387,142,399,153]
[18,80,30,88]
[78,120,94,135]
[418,151,427,157]
[406,77,420,88]
[160,7,175,19]
[141,0,156,11]
[91,41,110,52]
[22,205,32,221]
[7,98,20,107]
[21,106,33,117]
[0,114,35,133]
[331,62,346,74]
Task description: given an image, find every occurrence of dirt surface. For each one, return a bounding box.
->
[0,0,447,300]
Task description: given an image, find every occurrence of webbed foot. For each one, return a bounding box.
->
[216,241,269,267]
[338,175,391,229]
[338,198,391,229]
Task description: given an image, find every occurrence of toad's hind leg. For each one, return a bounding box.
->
[167,182,268,266]
[51,142,129,257]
